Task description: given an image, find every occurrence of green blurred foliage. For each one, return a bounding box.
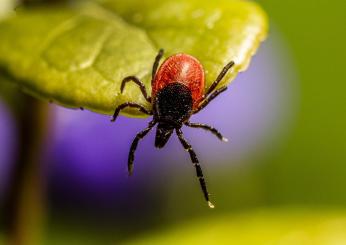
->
[125,209,346,245]
[255,0,346,205]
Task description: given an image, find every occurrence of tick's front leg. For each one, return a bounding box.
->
[193,86,227,114]
[205,61,234,97]
[128,120,156,175]
[176,128,214,208]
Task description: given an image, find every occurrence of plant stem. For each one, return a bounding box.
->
[2,95,49,245]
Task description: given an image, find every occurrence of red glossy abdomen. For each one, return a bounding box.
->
[152,54,205,109]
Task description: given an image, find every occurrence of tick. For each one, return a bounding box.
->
[111,49,234,208]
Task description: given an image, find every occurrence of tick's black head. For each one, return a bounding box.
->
[155,122,174,148]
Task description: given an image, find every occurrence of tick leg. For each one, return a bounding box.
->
[152,49,164,84]
[194,86,227,114]
[128,120,156,176]
[176,128,214,208]
[121,76,151,103]
[185,122,228,142]
[111,102,152,122]
[205,61,234,96]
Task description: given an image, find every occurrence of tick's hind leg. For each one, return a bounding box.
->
[152,49,164,84]
[176,128,214,208]
[111,102,152,122]
[185,122,228,142]
[128,120,156,175]
[193,86,227,114]
[121,76,151,103]
[205,61,234,96]
[194,61,234,114]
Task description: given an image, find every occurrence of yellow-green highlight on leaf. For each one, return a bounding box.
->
[0,0,268,117]
[124,209,346,245]
[0,0,15,19]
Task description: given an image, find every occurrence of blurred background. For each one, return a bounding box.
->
[1,0,346,244]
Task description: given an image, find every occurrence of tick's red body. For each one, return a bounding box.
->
[111,49,235,208]
[152,54,205,109]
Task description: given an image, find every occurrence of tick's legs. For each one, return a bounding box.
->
[121,76,151,103]
[128,120,156,176]
[193,86,227,114]
[111,102,152,122]
[152,49,164,84]
[193,61,234,114]
[176,128,214,208]
[205,61,234,96]
[185,122,228,142]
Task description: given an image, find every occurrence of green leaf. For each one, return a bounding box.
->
[124,210,346,245]
[0,0,268,117]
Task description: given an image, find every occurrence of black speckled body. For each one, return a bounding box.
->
[153,83,193,148]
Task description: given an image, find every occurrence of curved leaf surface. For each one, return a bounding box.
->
[0,0,268,116]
